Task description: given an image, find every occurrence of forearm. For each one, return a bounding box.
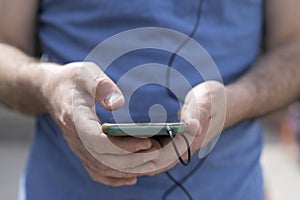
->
[0,43,54,115]
[225,37,300,129]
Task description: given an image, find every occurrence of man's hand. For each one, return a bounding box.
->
[179,81,226,157]
[148,81,226,175]
[41,62,160,186]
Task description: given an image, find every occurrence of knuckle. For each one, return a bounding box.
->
[83,61,99,69]
[68,65,82,80]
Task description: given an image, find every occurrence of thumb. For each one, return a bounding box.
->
[78,62,125,111]
[95,73,125,111]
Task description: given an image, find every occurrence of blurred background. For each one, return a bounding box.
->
[0,103,300,200]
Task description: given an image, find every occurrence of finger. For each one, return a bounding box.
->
[100,177,137,187]
[78,129,154,156]
[123,160,157,174]
[82,161,139,179]
[72,132,158,177]
[86,167,137,186]
[142,138,162,152]
[96,148,159,170]
[65,130,139,178]
[94,73,125,111]
[89,134,160,156]
[153,135,190,169]
[107,136,153,153]
[141,139,178,175]
[180,99,200,122]
[83,153,158,178]
[76,62,125,111]
[185,118,201,138]
[146,160,178,176]
[177,109,182,120]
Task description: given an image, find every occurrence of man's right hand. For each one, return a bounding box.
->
[40,62,160,186]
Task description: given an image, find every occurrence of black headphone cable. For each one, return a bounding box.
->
[163,0,206,199]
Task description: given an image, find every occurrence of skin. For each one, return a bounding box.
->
[0,0,300,186]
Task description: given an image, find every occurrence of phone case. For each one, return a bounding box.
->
[102,122,188,137]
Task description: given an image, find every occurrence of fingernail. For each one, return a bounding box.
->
[103,92,122,106]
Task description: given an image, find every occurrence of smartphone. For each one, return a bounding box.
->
[102,122,188,137]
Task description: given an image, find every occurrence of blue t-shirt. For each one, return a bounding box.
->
[20,1,264,200]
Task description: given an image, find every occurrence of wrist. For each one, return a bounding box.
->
[224,81,255,129]
[17,60,61,114]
